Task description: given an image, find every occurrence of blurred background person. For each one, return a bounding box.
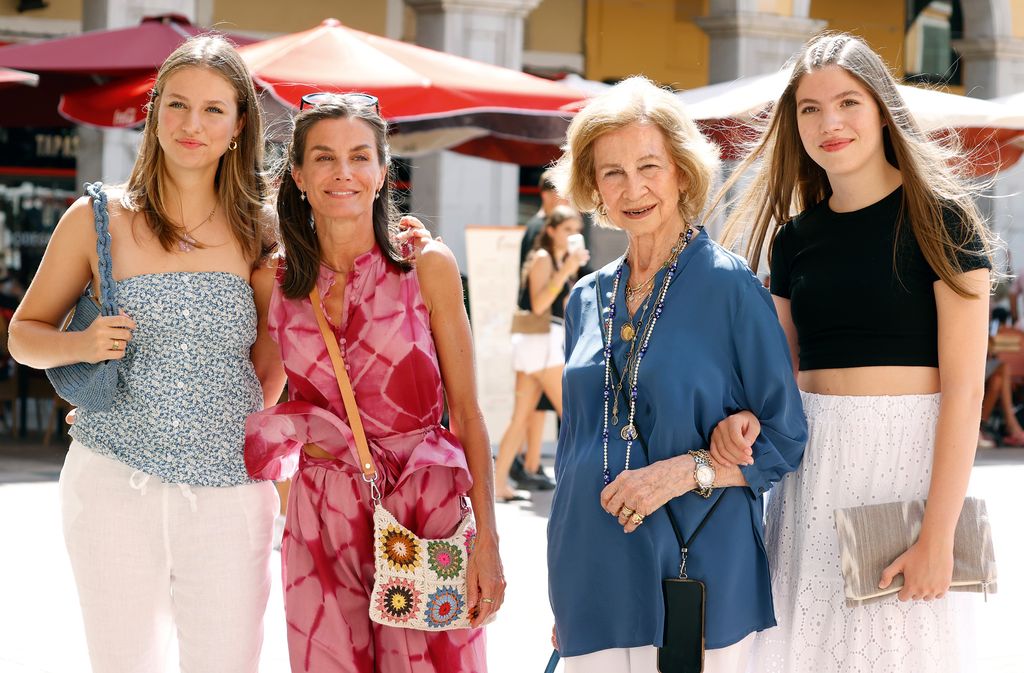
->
[513,170,569,491]
[494,205,589,502]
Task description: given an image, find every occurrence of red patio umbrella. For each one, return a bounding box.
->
[240,19,582,118]
[0,14,256,127]
[59,18,586,163]
[0,14,255,76]
[58,73,156,128]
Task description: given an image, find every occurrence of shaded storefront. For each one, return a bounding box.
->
[0,126,76,437]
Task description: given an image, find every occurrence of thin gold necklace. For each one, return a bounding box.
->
[620,230,687,341]
[177,204,217,253]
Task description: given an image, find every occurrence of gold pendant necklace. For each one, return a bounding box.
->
[177,204,217,253]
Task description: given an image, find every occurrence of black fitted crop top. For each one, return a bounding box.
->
[769,186,991,371]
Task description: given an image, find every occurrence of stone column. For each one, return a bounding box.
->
[693,4,824,243]
[76,0,198,189]
[954,1,1024,272]
[404,0,541,270]
[695,5,825,83]
[955,37,1024,100]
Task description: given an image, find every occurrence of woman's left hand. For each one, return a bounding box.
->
[600,457,690,533]
[466,532,505,626]
[395,215,433,258]
[879,538,954,601]
[710,410,760,467]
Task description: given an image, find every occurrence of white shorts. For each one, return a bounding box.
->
[511,322,564,374]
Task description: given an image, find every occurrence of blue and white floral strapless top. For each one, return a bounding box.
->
[70,272,263,487]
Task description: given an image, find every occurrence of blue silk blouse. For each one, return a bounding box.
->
[547,231,807,656]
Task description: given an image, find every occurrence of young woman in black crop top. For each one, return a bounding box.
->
[710,33,994,673]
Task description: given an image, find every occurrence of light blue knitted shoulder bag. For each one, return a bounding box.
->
[45,182,120,411]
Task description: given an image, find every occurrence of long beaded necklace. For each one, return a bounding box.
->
[601,226,698,485]
[609,296,652,425]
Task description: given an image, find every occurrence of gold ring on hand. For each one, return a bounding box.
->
[630,513,644,525]
[111,339,121,351]
[481,598,495,604]
[619,506,635,518]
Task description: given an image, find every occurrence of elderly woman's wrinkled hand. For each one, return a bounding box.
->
[465,531,506,627]
[710,410,760,467]
[600,456,691,533]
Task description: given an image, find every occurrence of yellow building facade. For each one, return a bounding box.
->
[5,1,1024,97]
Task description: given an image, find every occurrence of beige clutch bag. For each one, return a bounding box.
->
[834,497,997,607]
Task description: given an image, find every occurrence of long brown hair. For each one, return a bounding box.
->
[276,96,410,299]
[717,32,994,298]
[522,205,579,285]
[122,34,267,260]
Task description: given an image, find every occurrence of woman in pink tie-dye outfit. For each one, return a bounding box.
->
[245,93,503,673]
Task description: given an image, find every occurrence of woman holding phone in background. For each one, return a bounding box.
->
[493,205,589,502]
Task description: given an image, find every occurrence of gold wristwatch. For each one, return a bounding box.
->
[689,449,716,498]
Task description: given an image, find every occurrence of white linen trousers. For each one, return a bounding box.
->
[562,633,755,673]
[59,440,278,673]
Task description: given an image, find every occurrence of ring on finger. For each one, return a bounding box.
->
[619,506,635,518]
[630,513,644,525]
[110,339,121,351]
[481,598,495,604]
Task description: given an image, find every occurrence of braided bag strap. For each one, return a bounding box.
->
[84,182,117,316]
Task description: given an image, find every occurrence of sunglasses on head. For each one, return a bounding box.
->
[299,92,380,115]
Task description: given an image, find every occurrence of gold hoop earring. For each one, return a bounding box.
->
[596,203,608,217]
[228,138,238,151]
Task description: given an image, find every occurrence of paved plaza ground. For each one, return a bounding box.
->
[0,435,1021,673]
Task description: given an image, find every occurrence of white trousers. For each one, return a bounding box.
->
[563,633,755,673]
[59,441,278,673]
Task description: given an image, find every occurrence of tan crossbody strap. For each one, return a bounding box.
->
[308,287,377,481]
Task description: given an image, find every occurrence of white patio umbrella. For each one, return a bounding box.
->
[681,68,1024,174]
[992,91,1024,109]
[683,69,1024,132]
[0,67,39,89]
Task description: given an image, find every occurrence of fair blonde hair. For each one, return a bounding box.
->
[717,32,994,298]
[552,76,720,228]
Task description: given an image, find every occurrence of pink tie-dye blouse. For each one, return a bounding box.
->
[244,246,472,496]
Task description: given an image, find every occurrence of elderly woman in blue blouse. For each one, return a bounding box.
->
[546,76,807,673]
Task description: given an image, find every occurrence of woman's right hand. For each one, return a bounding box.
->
[565,247,590,273]
[79,311,136,363]
[710,410,760,466]
[551,624,558,650]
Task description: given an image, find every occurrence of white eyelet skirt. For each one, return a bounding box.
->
[751,392,976,673]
